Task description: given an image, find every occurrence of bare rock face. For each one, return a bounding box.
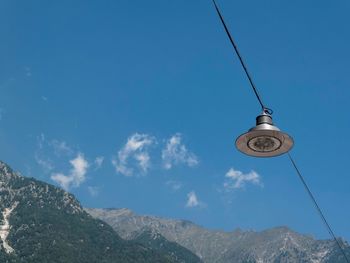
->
[86,208,350,263]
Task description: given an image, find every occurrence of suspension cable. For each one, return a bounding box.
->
[212,1,349,261]
[288,153,349,262]
[212,0,272,114]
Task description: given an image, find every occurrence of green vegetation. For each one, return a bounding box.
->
[0,161,185,263]
[133,229,202,263]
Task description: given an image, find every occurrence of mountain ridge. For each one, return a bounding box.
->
[86,207,350,263]
[0,161,200,263]
[1,160,349,263]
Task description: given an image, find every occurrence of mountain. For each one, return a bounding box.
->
[133,228,202,263]
[0,161,197,263]
[86,208,350,263]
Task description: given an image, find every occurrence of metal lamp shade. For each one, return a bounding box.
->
[235,113,294,157]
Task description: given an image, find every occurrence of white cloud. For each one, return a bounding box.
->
[35,134,55,172]
[166,180,182,191]
[185,191,205,208]
[51,153,89,190]
[94,156,104,169]
[87,186,100,197]
[112,133,155,176]
[50,139,73,156]
[37,133,46,150]
[35,135,74,173]
[134,152,150,172]
[35,154,54,173]
[162,133,199,170]
[224,168,262,190]
[25,67,32,77]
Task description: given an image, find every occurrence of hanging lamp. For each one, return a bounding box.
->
[212,0,293,157]
[212,2,350,260]
[235,111,293,157]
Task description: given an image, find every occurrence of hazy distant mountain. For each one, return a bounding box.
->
[86,208,350,263]
[0,161,197,263]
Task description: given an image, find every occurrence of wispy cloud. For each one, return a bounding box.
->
[87,186,100,197]
[94,156,104,170]
[51,153,89,190]
[37,133,46,150]
[162,133,198,170]
[186,191,205,208]
[35,154,54,173]
[35,134,55,172]
[50,139,73,156]
[224,168,262,190]
[35,134,94,190]
[35,134,75,173]
[25,67,32,77]
[166,180,183,191]
[112,133,155,176]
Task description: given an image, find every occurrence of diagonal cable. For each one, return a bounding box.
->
[212,0,268,113]
[212,1,349,261]
[288,153,350,263]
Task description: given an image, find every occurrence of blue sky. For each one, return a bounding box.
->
[1,0,350,241]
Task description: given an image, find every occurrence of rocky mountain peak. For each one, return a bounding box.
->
[87,208,350,263]
[0,162,83,215]
[0,161,196,262]
[0,161,20,183]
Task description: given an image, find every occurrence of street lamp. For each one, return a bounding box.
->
[235,112,293,157]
